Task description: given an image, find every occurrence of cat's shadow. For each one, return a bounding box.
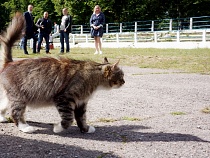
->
[28,121,209,143]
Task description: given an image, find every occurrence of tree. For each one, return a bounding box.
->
[1,0,210,31]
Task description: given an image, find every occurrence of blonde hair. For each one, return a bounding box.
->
[62,8,68,15]
[63,8,68,12]
[93,5,101,14]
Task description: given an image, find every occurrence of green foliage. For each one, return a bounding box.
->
[1,0,210,29]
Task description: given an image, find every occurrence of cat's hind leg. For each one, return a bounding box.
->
[74,102,95,134]
[53,96,75,133]
[0,96,9,123]
[11,101,35,133]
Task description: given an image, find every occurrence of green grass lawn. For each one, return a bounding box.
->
[12,47,210,74]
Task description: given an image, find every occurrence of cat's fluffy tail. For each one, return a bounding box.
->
[0,12,25,65]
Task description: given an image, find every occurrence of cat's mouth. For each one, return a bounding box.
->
[111,80,125,88]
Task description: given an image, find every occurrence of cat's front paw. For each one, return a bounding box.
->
[87,126,95,134]
[18,124,35,133]
[53,123,64,133]
[0,115,7,123]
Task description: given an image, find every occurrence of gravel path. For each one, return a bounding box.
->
[0,66,210,158]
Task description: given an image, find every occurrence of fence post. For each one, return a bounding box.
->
[154,32,157,42]
[190,18,193,30]
[151,21,154,31]
[135,22,137,33]
[106,24,108,33]
[169,19,173,31]
[202,30,206,42]
[81,25,83,34]
[134,32,137,43]
[176,31,180,42]
[116,33,119,43]
[120,23,122,33]
[85,34,88,43]
[72,34,75,45]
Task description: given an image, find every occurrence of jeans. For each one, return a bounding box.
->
[37,32,50,53]
[60,30,70,52]
[23,34,37,54]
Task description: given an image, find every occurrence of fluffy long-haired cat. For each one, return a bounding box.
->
[0,13,125,134]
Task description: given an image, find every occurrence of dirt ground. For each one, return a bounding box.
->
[0,66,210,158]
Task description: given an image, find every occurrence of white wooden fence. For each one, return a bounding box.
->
[46,29,210,49]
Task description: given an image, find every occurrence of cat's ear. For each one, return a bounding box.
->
[111,59,120,71]
[103,66,111,78]
[103,57,109,64]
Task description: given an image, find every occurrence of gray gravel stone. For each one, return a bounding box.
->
[0,66,210,158]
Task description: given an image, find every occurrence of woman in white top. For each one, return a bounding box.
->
[52,22,59,38]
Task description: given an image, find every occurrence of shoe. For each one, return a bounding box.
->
[46,52,51,54]
[94,51,98,55]
[99,51,103,54]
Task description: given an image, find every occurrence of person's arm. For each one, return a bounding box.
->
[55,25,59,33]
[65,15,72,32]
[48,20,52,34]
[99,13,105,28]
[90,14,94,27]
[35,18,42,28]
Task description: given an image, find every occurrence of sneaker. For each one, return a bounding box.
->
[94,51,99,55]
[99,51,103,54]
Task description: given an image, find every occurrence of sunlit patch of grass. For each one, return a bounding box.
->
[6,117,13,123]
[201,107,210,114]
[98,118,118,123]
[12,47,210,74]
[122,116,141,121]
[170,111,186,115]
[132,73,144,75]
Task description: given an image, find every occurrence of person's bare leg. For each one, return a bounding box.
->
[98,37,102,54]
[94,37,99,54]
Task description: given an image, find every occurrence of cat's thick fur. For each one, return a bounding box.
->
[0,13,125,133]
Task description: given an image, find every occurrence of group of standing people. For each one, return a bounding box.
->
[23,4,105,55]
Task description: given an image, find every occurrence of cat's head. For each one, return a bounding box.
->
[102,57,125,88]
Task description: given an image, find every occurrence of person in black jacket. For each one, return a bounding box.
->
[60,8,72,53]
[36,12,52,54]
[23,4,38,55]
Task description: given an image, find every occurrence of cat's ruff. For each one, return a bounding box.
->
[0,13,125,134]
